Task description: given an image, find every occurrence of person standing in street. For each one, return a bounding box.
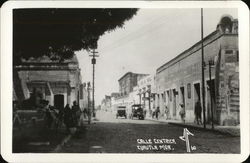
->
[179,104,185,123]
[63,104,72,131]
[155,106,160,120]
[44,101,53,129]
[72,101,81,127]
[152,107,156,119]
[83,107,87,119]
[195,101,202,125]
[165,105,169,120]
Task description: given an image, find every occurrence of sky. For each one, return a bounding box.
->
[76,8,238,105]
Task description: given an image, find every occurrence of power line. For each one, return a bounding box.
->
[99,15,175,54]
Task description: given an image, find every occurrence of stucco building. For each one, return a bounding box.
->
[101,95,112,112]
[14,55,87,109]
[118,72,148,97]
[112,72,148,111]
[155,15,239,125]
[135,74,156,117]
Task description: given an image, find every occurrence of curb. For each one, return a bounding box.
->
[167,122,239,137]
[146,118,240,137]
[52,134,72,152]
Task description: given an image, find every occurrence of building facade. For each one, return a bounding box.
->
[136,74,156,117]
[155,15,239,125]
[101,95,112,112]
[112,72,148,112]
[118,72,148,97]
[14,55,86,109]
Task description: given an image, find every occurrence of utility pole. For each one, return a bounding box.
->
[89,49,99,118]
[209,60,215,130]
[87,82,91,124]
[201,8,206,129]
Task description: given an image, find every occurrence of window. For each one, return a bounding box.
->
[187,83,191,99]
[225,50,233,54]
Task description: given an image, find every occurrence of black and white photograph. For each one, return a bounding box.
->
[1,1,249,162]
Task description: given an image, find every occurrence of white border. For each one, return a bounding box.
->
[1,1,249,163]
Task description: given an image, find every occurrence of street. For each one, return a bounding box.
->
[57,110,240,153]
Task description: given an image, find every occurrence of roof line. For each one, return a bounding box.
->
[156,29,220,72]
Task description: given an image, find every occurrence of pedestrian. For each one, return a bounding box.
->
[72,101,81,126]
[165,105,169,120]
[194,101,202,125]
[152,107,156,119]
[155,107,160,120]
[143,109,147,118]
[13,101,22,129]
[44,101,53,129]
[64,104,73,132]
[179,104,185,123]
[83,107,87,119]
[78,109,85,128]
[73,101,86,137]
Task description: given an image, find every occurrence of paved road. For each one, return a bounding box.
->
[57,111,240,153]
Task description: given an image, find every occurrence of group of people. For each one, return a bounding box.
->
[178,101,203,125]
[63,101,82,130]
[178,100,203,125]
[150,100,202,125]
[152,107,160,119]
[44,101,87,133]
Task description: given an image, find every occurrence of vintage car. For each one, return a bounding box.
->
[130,104,144,120]
[116,106,127,119]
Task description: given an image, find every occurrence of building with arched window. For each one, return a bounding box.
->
[155,15,239,126]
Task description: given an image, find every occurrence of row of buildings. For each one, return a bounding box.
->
[101,15,239,126]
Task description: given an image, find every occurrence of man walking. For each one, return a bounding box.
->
[155,107,160,120]
[72,101,81,127]
[195,100,202,125]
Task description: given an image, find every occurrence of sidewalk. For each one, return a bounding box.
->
[13,120,69,153]
[146,117,240,137]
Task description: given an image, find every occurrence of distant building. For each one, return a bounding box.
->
[111,92,120,98]
[14,55,87,109]
[135,74,156,117]
[110,92,120,112]
[101,95,112,112]
[113,72,148,111]
[118,72,148,97]
[155,15,239,126]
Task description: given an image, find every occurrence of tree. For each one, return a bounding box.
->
[13,8,138,64]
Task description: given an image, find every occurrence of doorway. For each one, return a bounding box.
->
[180,86,185,107]
[206,79,216,123]
[194,83,201,103]
[193,83,201,121]
[166,90,170,109]
[172,89,177,116]
[54,94,64,110]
